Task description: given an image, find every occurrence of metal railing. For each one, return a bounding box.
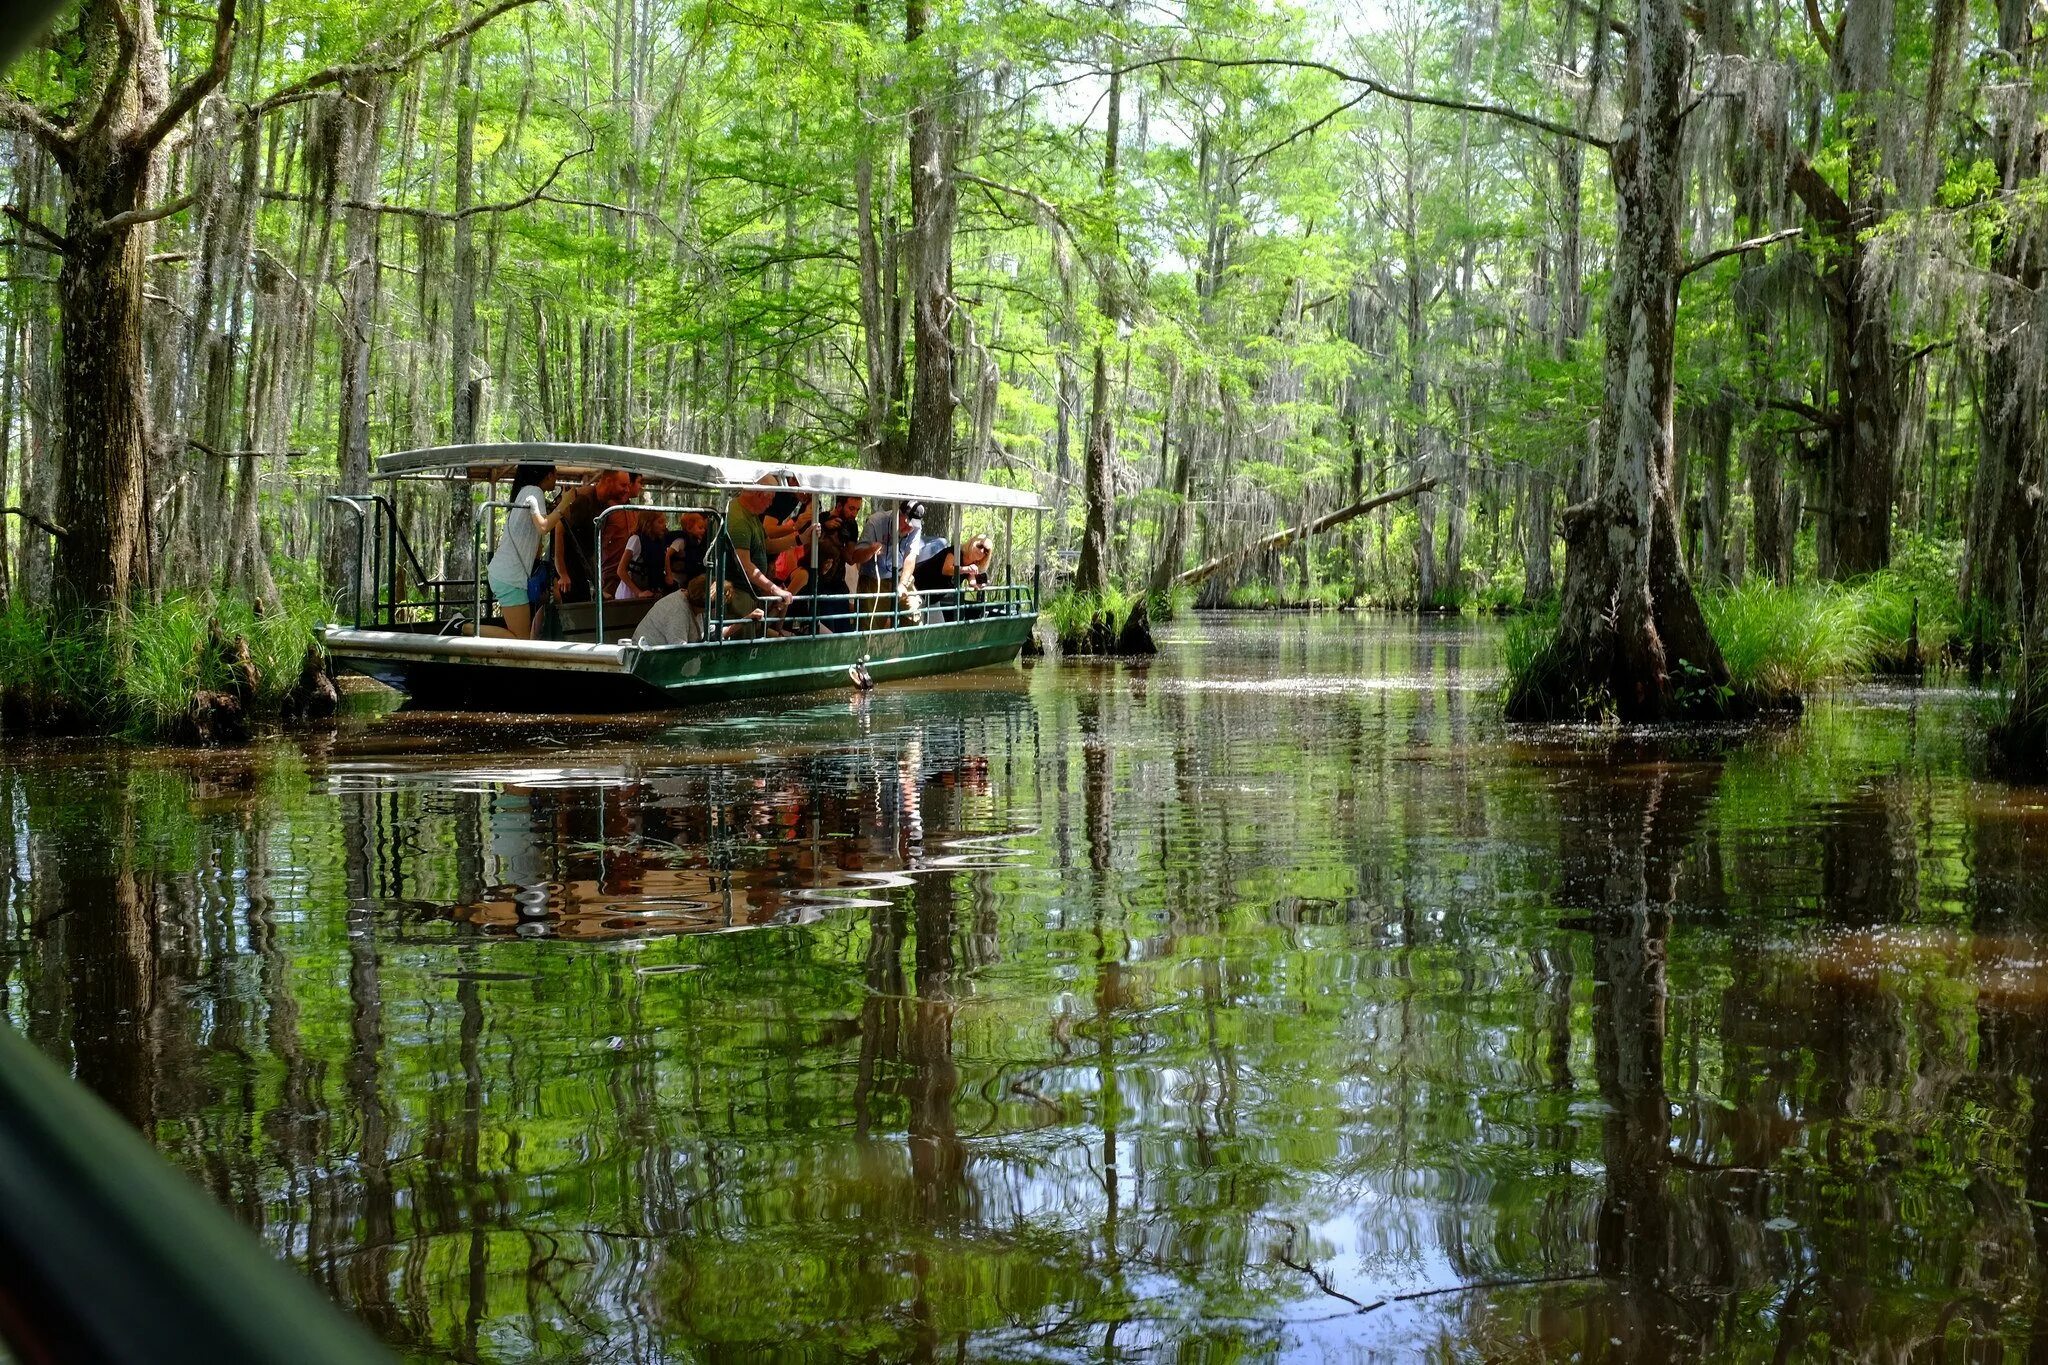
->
[331,486,1041,646]
[327,493,471,629]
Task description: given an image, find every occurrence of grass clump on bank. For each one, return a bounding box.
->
[1044,585,1159,655]
[0,577,333,740]
[1502,573,1961,716]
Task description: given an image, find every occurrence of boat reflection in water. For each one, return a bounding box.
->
[323,681,1031,942]
[15,619,2048,1359]
[335,747,999,939]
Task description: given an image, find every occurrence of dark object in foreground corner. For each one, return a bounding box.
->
[0,1023,389,1365]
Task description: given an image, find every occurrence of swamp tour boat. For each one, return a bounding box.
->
[323,443,1043,709]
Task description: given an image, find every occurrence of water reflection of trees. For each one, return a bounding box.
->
[8,633,2048,1357]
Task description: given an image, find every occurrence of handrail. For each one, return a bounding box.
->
[328,492,464,628]
[325,494,375,627]
[626,581,1035,649]
[0,1022,389,1364]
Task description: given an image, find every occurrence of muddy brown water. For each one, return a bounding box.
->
[3,614,2044,1360]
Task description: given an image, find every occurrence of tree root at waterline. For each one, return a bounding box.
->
[1506,503,1738,722]
[1991,654,2048,776]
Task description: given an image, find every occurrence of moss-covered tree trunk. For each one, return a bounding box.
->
[324,81,385,600]
[1507,0,1729,721]
[0,0,240,615]
[1984,0,2048,769]
[902,0,956,483]
[1074,13,1123,596]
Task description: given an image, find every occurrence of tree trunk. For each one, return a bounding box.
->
[447,27,480,582]
[1174,477,1439,590]
[1785,0,1897,579]
[1693,393,1733,586]
[1523,469,1555,601]
[1074,20,1123,596]
[55,147,156,612]
[1985,0,2048,770]
[852,9,900,468]
[1507,0,1729,720]
[902,0,956,482]
[325,81,386,598]
[1967,0,2043,633]
[1746,434,1780,585]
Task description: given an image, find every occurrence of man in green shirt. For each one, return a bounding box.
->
[723,480,802,620]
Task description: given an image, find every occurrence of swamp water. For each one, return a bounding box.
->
[4,614,2047,1361]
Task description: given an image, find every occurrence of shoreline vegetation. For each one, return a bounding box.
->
[0,0,2042,753]
[0,580,337,741]
[0,546,1998,742]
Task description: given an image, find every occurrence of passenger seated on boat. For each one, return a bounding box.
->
[815,496,878,631]
[614,509,669,600]
[483,463,574,639]
[663,511,712,593]
[724,480,802,620]
[856,500,925,628]
[632,587,702,646]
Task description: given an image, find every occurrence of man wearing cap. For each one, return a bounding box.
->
[856,500,925,629]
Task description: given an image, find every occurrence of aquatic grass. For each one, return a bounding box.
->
[1502,579,1908,713]
[1146,583,1196,622]
[1841,569,1954,671]
[1499,602,1560,704]
[1468,581,1525,615]
[0,573,328,737]
[1045,584,1145,652]
[1703,581,1871,697]
[1225,582,1280,610]
[0,598,120,726]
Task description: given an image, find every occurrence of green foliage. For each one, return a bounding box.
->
[1499,601,1560,704]
[1225,582,1280,609]
[0,576,325,738]
[1700,570,1960,697]
[1148,584,1196,622]
[1704,583,1870,697]
[1044,584,1140,646]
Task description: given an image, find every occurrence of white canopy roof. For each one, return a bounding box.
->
[374,442,1042,511]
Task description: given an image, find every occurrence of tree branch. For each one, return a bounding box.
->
[1900,335,1956,366]
[136,0,236,152]
[2,205,71,253]
[1680,225,1804,280]
[3,506,68,540]
[0,93,73,159]
[1239,89,1372,168]
[93,192,197,235]
[1111,55,1612,152]
[1802,0,1837,60]
[1786,151,1850,229]
[82,0,140,147]
[1766,396,1840,428]
[188,437,309,458]
[245,0,543,118]
[1572,0,1633,40]
[1174,477,1441,587]
[261,142,587,222]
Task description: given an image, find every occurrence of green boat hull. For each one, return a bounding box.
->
[328,613,1036,711]
[626,612,1035,699]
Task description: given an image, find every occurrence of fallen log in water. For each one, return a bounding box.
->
[1172,476,1441,590]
